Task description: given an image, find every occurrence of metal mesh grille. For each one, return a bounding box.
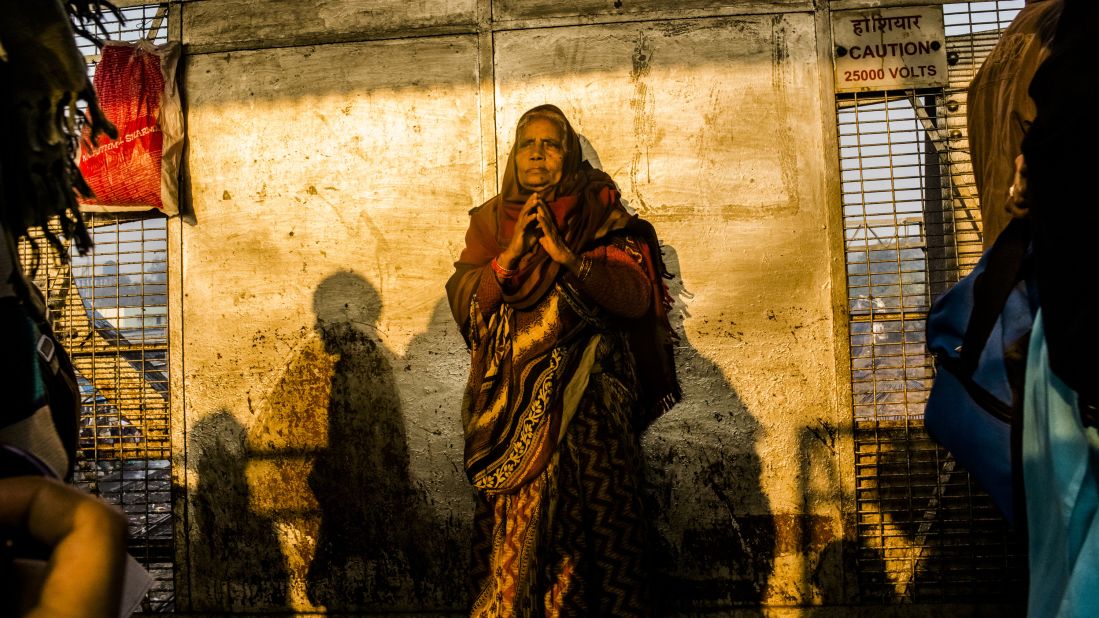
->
[839,1,1028,604]
[74,3,170,69]
[20,217,173,611]
[15,4,175,612]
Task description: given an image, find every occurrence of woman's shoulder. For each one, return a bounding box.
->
[601,218,658,246]
[622,215,658,240]
[468,195,500,216]
[605,234,647,265]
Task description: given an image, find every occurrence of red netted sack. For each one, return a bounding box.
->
[79,40,182,215]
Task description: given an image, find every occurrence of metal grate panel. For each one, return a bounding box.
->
[839,0,1028,605]
[75,3,170,68]
[20,216,174,612]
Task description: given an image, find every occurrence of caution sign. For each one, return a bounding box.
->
[832,6,948,93]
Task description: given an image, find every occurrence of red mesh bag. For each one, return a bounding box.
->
[79,40,182,215]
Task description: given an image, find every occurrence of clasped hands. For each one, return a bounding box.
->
[496,192,582,276]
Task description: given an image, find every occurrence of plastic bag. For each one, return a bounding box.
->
[78,40,182,215]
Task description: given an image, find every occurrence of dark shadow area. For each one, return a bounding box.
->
[305,271,442,611]
[805,421,1026,612]
[921,100,960,303]
[396,297,479,609]
[643,245,776,612]
[856,423,1025,605]
[798,421,860,607]
[190,410,289,611]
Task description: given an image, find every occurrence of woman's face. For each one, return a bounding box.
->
[515,117,565,193]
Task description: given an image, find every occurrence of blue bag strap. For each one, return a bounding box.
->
[958,218,1032,374]
[960,218,1033,527]
[931,218,1032,424]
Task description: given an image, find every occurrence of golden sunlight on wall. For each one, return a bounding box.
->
[177,4,850,613]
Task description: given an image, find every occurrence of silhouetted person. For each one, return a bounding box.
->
[968,0,1061,248]
[1015,3,1099,613]
[305,272,430,610]
[190,410,289,611]
[645,245,775,609]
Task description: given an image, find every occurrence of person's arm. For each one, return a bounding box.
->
[0,476,127,618]
[567,244,651,318]
[475,267,505,317]
[475,191,547,319]
[529,196,653,318]
[491,190,660,319]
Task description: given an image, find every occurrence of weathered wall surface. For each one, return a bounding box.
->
[175,0,851,613]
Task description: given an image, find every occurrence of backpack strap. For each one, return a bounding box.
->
[1,228,81,477]
[964,218,1033,528]
[3,230,54,370]
[958,218,1032,374]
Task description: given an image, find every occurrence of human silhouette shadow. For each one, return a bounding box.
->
[304,271,434,611]
[643,244,776,612]
[190,410,289,611]
[395,297,479,609]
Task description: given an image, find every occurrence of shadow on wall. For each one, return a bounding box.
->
[190,410,290,611]
[304,271,448,610]
[644,244,777,611]
[191,270,457,611]
[395,296,476,607]
[801,421,1026,610]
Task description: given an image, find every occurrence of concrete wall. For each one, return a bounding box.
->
[172,0,857,613]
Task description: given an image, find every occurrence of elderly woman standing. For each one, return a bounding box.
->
[446,105,679,615]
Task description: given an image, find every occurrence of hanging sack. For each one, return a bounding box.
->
[924,218,1035,525]
[78,39,183,216]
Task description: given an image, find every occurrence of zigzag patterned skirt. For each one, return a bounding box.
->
[469,373,651,617]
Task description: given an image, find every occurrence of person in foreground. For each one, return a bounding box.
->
[966,0,1061,248]
[1,2,132,616]
[1012,1,1099,615]
[0,474,128,618]
[446,104,680,616]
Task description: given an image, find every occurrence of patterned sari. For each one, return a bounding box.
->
[447,105,679,617]
[464,271,652,616]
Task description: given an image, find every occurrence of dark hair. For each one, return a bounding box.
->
[0,1,120,261]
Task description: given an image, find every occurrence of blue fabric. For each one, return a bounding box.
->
[924,241,1034,523]
[1024,310,1099,617]
[0,298,47,422]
